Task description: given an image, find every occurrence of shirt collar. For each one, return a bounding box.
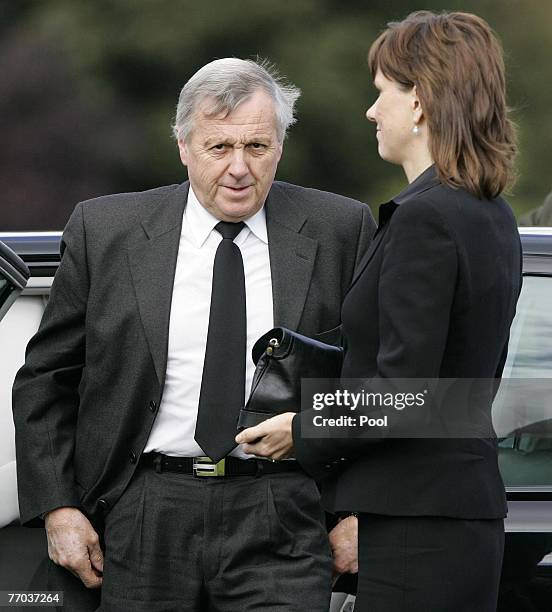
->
[242,206,268,244]
[377,164,440,228]
[185,186,221,248]
[185,185,268,247]
[392,164,440,205]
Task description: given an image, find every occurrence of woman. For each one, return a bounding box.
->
[237,10,522,611]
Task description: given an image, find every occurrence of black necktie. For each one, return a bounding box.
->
[195,221,246,461]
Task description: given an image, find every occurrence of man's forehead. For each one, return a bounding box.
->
[196,92,277,125]
[192,112,278,143]
[199,112,275,127]
[199,124,276,147]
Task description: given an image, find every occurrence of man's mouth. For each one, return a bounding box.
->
[222,185,252,193]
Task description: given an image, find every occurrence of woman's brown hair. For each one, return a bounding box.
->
[368,11,517,199]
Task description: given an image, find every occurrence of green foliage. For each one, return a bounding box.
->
[2,0,551,228]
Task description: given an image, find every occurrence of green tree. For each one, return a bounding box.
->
[2,0,550,228]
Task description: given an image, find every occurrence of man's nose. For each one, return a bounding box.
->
[228,150,249,179]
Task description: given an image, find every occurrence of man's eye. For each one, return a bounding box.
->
[249,143,265,149]
[211,144,226,151]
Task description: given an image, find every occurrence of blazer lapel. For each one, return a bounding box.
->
[265,185,318,330]
[348,223,387,290]
[348,199,398,291]
[127,182,189,385]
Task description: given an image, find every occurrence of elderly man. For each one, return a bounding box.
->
[13,58,374,611]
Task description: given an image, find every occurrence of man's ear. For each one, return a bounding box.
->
[177,139,189,167]
[411,85,424,125]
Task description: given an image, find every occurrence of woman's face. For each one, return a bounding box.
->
[366,69,420,167]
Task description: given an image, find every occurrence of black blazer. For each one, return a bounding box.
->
[12,180,375,526]
[294,166,522,519]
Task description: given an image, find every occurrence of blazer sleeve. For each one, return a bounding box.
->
[294,198,458,478]
[12,203,89,525]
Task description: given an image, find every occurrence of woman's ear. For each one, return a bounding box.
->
[412,85,424,125]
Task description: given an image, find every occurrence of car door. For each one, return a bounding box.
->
[0,241,29,323]
[0,241,30,530]
[492,229,552,611]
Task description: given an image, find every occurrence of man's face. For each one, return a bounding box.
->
[178,89,283,222]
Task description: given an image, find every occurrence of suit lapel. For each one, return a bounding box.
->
[348,199,399,292]
[127,182,189,385]
[347,222,389,295]
[265,185,318,330]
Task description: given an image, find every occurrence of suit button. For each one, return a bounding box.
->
[149,400,157,412]
[129,450,137,464]
[98,499,109,511]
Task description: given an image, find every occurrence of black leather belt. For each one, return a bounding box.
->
[140,452,301,477]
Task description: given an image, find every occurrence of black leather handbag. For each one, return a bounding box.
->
[237,327,343,430]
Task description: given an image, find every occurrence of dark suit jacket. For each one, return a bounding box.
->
[294,166,522,519]
[12,180,374,526]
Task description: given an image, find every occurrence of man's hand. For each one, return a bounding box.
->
[44,506,103,589]
[329,515,358,584]
[235,412,295,460]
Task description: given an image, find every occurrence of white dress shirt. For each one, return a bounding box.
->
[144,186,274,458]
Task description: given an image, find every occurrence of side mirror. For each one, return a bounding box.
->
[0,240,30,322]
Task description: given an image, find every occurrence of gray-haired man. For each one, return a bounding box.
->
[13,58,374,610]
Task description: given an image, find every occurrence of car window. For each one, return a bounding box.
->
[493,275,552,487]
[503,275,552,378]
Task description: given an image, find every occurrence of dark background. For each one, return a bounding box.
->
[2,0,551,230]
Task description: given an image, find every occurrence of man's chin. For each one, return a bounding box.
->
[215,199,262,222]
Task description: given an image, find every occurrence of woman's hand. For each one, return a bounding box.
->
[235,412,295,460]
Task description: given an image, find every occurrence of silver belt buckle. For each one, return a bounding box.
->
[193,456,226,477]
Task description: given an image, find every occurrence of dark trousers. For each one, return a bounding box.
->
[95,463,331,611]
[355,513,504,612]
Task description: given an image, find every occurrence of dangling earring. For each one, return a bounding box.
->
[412,124,420,134]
